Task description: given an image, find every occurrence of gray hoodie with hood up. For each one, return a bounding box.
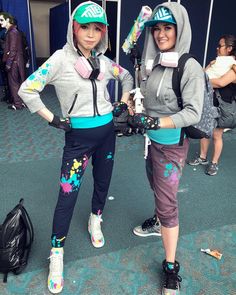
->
[18,1,133,118]
[141,2,204,129]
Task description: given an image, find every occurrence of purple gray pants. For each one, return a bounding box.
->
[146,139,189,228]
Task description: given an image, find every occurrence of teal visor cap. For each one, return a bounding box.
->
[73,3,109,26]
[145,6,176,27]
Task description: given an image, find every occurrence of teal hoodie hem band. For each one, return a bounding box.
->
[70,113,113,129]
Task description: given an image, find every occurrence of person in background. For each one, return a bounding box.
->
[0,25,9,102]
[129,2,204,294]
[18,1,133,293]
[205,46,236,79]
[188,35,236,176]
[0,12,26,109]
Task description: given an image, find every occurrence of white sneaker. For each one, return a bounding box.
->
[88,212,105,248]
[48,247,64,294]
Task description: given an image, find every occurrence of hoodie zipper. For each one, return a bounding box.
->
[91,79,100,116]
[156,70,167,97]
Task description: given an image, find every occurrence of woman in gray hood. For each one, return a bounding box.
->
[131,2,204,294]
[18,1,133,293]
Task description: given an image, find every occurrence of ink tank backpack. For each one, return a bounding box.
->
[172,53,219,145]
[0,199,34,282]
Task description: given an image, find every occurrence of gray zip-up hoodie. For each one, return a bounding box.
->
[141,2,204,129]
[18,1,133,117]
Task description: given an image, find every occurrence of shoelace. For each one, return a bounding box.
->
[209,163,218,169]
[48,252,63,275]
[164,273,182,289]
[142,215,157,230]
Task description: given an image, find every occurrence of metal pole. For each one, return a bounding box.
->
[68,0,71,16]
[115,0,121,102]
[26,0,35,71]
[203,0,214,68]
[102,0,106,11]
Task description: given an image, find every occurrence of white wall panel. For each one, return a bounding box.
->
[30,0,61,57]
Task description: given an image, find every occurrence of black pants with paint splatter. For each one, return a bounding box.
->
[51,121,115,247]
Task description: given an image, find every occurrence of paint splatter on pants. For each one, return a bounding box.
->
[146,139,189,228]
[51,121,115,247]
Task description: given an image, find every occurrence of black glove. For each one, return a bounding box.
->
[113,109,133,137]
[49,115,71,132]
[128,113,160,130]
[112,101,128,117]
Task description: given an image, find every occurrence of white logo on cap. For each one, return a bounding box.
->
[155,7,172,21]
[81,5,104,19]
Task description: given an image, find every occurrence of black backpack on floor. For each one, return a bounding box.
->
[0,199,34,282]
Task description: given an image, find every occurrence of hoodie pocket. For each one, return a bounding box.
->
[163,86,179,112]
[68,94,78,114]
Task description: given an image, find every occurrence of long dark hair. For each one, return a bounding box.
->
[220,34,236,57]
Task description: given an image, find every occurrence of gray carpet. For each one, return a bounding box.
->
[1,224,236,294]
[1,138,236,272]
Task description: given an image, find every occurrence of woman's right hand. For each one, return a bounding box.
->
[49,115,71,132]
[37,108,71,131]
[128,113,160,130]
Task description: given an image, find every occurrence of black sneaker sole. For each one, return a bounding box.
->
[206,171,218,176]
[188,160,209,166]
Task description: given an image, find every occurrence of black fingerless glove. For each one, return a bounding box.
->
[128,113,160,130]
[49,115,71,132]
[112,101,128,117]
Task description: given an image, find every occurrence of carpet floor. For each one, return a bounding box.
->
[0,86,236,294]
